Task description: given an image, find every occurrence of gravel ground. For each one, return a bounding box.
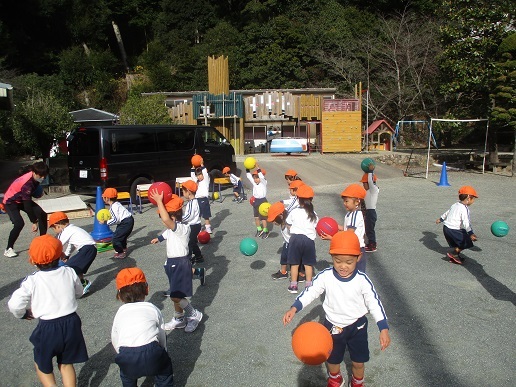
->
[0,153,514,387]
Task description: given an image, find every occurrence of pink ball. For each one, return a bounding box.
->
[316,217,339,237]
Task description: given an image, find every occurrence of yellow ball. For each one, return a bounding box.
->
[259,202,271,217]
[96,208,111,222]
[244,157,256,170]
[213,192,220,200]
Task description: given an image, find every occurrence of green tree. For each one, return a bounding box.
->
[119,94,171,124]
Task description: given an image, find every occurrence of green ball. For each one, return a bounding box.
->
[240,237,258,256]
[491,220,509,237]
[361,158,375,173]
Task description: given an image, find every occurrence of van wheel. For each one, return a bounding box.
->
[130,177,152,202]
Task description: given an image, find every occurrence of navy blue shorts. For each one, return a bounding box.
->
[287,234,316,266]
[443,225,473,250]
[197,197,211,219]
[253,197,268,220]
[233,180,243,193]
[116,341,173,386]
[280,242,289,265]
[164,256,193,298]
[66,244,97,275]
[30,312,88,374]
[324,315,370,364]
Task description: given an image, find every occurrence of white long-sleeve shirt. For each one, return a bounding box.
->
[364,173,379,210]
[182,198,201,226]
[292,268,389,331]
[282,196,299,213]
[229,173,241,187]
[107,201,132,226]
[58,224,96,257]
[440,202,474,233]
[246,170,267,199]
[344,210,366,247]
[111,302,167,353]
[8,266,83,320]
[192,167,210,198]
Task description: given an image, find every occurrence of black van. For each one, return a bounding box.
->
[67,125,236,198]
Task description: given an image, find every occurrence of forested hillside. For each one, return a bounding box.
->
[0,0,514,157]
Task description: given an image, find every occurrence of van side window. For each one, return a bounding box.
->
[68,129,99,156]
[202,128,227,145]
[157,129,195,151]
[111,129,156,154]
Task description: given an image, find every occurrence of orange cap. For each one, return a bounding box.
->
[285,169,298,177]
[252,168,266,176]
[289,180,305,190]
[116,267,147,290]
[458,185,478,198]
[222,167,230,174]
[164,196,184,212]
[296,184,314,199]
[341,184,366,199]
[182,180,198,193]
[103,188,118,198]
[48,211,68,226]
[29,235,63,265]
[267,202,286,222]
[329,230,361,256]
[360,173,377,183]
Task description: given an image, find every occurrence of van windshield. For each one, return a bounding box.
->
[68,128,99,156]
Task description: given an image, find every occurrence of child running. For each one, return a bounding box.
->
[149,190,204,333]
[286,184,318,294]
[246,163,270,239]
[268,202,290,280]
[100,188,134,259]
[48,211,97,295]
[223,166,244,203]
[361,168,379,253]
[436,185,478,264]
[8,235,88,387]
[283,230,391,387]
[112,267,174,386]
[191,160,212,234]
[181,180,205,266]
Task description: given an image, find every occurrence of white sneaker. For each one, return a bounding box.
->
[205,226,212,234]
[163,317,186,331]
[4,248,18,258]
[185,310,203,333]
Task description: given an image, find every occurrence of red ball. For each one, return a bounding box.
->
[250,196,256,206]
[148,182,173,205]
[191,155,203,167]
[197,231,210,244]
[316,217,339,237]
[292,322,333,365]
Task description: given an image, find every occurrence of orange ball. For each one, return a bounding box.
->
[191,154,203,167]
[291,322,333,365]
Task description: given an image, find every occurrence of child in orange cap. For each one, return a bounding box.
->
[112,268,174,386]
[191,159,213,234]
[361,168,379,253]
[285,184,319,294]
[283,231,390,387]
[284,169,301,185]
[181,180,205,268]
[48,211,97,294]
[8,235,88,386]
[436,185,478,264]
[268,202,291,280]
[246,162,270,238]
[149,189,204,333]
[100,187,134,259]
[322,183,367,272]
[223,166,245,203]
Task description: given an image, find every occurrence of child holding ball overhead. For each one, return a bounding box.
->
[283,231,390,387]
[246,163,269,239]
[112,268,174,386]
[436,185,478,264]
[191,159,212,234]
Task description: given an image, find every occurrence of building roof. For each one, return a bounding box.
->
[365,119,394,135]
[69,108,118,123]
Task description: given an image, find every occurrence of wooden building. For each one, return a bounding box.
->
[321,99,362,153]
[364,119,394,151]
